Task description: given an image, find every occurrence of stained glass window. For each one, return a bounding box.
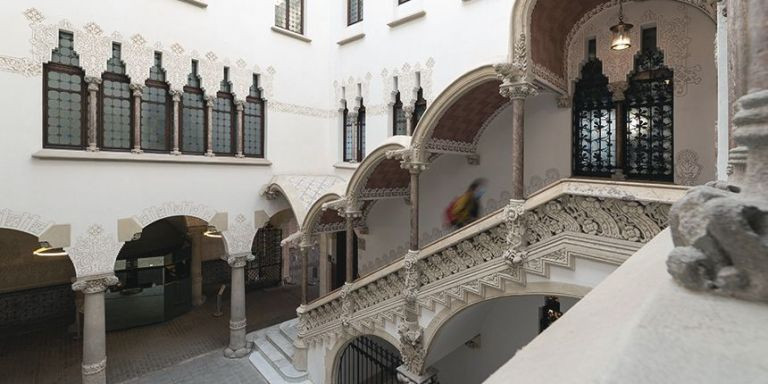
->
[348,0,363,25]
[625,28,674,181]
[142,52,170,152]
[44,30,85,149]
[244,75,265,158]
[357,99,366,161]
[101,43,132,150]
[572,39,616,177]
[412,87,427,130]
[275,0,303,34]
[343,106,354,162]
[211,68,235,155]
[181,60,205,154]
[393,91,407,136]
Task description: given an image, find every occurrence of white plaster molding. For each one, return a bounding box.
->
[132,201,218,228]
[270,26,312,43]
[0,208,54,237]
[387,10,427,29]
[337,33,366,46]
[222,214,257,256]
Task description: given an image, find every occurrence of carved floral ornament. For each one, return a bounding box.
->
[299,194,673,346]
[3,8,274,99]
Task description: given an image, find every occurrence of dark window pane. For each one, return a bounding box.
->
[141,86,168,151]
[182,92,205,153]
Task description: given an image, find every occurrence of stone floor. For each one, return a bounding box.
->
[0,284,308,384]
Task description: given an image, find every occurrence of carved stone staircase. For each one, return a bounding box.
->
[247,319,312,384]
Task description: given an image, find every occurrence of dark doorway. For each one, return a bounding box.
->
[333,231,358,290]
[337,335,403,384]
[248,224,283,290]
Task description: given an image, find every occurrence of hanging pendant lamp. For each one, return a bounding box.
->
[610,0,633,51]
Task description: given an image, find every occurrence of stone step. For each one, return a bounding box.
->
[255,336,308,383]
[267,329,295,359]
[280,318,299,342]
[249,345,312,384]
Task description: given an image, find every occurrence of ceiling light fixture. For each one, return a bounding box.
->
[33,241,68,257]
[203,225,223,239]
[610,0,633,51]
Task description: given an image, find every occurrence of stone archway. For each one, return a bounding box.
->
[326,330,403,384]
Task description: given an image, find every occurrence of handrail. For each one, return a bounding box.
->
[301,178,689,312]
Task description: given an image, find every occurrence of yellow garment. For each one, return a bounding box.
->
[450,192,473,226]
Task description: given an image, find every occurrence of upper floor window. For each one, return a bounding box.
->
[44,31,86,149]
[275,0,304,34]
[357,98,366,161]
[244,75,266,158]
[412,87,427,129]
[181,60,206,154]
[393,91,407,136]
[212,67,235,156]
[348,0,363,25]
[142,52,171,152]
[100,43,132,151]
[572,38,615,178]
[625,27,674,181]
[342,97,365,162]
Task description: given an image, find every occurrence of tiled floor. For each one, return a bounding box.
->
[0,284,307,384]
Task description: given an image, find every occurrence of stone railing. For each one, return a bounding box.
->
[296,179,687,346]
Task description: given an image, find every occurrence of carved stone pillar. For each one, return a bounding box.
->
[72,274,118,384]
[292,304,308,371]
[667,0,768,303]
[170,90,182,155]
[235,99,245,158]
[85,77,101,152]
[224,253,254,358]
[404,105,415,136]
[129,84,144,154]
[190,226,205,306]
[205,96,215,157]
[608,81,629,179]
[299,235,310,304]
[500,82,538,200]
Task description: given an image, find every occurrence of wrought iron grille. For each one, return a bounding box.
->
[247,225,282,289]
[337,336,403,384]
[572,58,616,177]
[624,48,674,182]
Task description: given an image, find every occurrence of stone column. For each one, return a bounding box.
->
[224,253,254,358]
[85,77,101,152]
[72,274,118,384]
[500,82,538,200]
[170,90,182,155]
[344,213,355,282]
[608,81,629,179]
[404,105,415,136]
[205,96,215,157]
[130,84,144,154]
[190,226,205,306]
[299,236,310,304]
[235,99,245,158]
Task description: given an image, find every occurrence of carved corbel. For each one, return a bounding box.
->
[339,283,355,328]
[502,199,527,267]
[500,81,539,100]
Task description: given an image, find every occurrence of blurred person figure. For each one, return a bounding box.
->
[444,178,487,229]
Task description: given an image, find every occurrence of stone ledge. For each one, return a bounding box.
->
[337,33,366,46]
[333,162,359,170]
[32,149,272,166]
[387,10,426,28]
[177,0,208,8]
[270,26,312,43]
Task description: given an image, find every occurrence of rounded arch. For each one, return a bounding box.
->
[410,65,504,153]
[509,0,717,93]
[422,281,591,360]
[325,330,402,384]
[301,191,344,235]
[130,201,220,230]
[344,136,411,201]
[264,175,346,232]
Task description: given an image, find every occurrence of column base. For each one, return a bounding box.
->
[130,148,143,154]
[224,341,254,359]
[193,294,207,307]
[170,150,182,156]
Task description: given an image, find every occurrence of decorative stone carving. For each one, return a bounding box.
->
[675,149,703,186]
[398,320,425,375]
[68,225,122,277]
[340,283,355,328]
[502,200,527,266]
[0,208,53,236]
[72,274,119,294]
[500,82,538,100]
[222,214,257,256]
[81,357,107,376]
[133,201,217,227]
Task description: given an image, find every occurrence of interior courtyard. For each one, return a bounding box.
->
[0,0,766,383]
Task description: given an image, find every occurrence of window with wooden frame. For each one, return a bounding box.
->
[211,67,235,156]
[141,52,171,152]
[275,0,304,34]
[342,104,354,162]
[412,87,427,130]
[44,30,86,149]
[243,75,265,158]
[356,98,366,161]
[348,0,363,25]
[392,91,407,136]
[100,42,132,151]
[181,60,206,154]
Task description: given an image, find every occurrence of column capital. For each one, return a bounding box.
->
[85,76,102,90]
[170,89,183,101]
[205,95,216,107]
[500,81,538,100]
[225,253,254,268]
[397,366,438,384]
[607,81,629,101]
[234,99,245,110]
[72,274,119,294]
[386,147,429,173]
[403,105,415,118]
[129,83,145,96]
